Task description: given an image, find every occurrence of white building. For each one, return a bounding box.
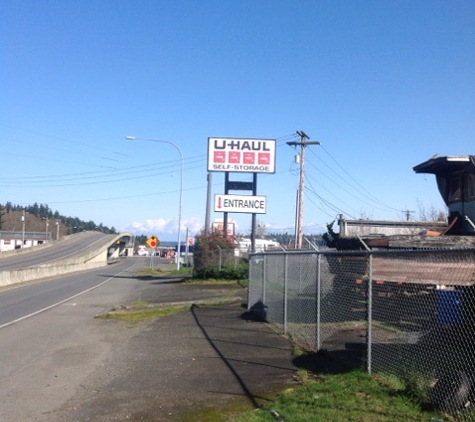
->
[235,238,281,255]
[0,231,52,252]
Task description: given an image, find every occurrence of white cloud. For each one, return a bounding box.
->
[124,216,204,240]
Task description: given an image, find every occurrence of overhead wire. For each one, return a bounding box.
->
[41,183,214,204]
[5,131,342,225]
[0,124,128,156]
[313,145,403,212]
[304,165,358,219]
[0,156,207,184]
[305,161,399,214]
[0,162,206,188]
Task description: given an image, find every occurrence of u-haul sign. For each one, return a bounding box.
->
[208,138,276,174]
[214,194,267,214]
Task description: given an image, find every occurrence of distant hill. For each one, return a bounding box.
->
[0,202,115,237]
[1,210,70,239]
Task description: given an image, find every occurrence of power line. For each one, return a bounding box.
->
[0,156,207,184]
[305,174,359,219]
[39,184,210,204]
[0,124,128,156]
[0,163,205,188]
[305,162,401,214]
[316,145,403,212]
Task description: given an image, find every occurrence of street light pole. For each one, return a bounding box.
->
[126,136,184,270]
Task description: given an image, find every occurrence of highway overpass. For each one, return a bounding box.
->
[0,231,133,287]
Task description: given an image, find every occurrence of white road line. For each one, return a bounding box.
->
[0,261,139,330]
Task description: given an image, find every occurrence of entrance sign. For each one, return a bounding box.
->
[208,138,276,174]
[215,194,267,214]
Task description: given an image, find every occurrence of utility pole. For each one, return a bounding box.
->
[21,211,25,249]
[287,131,321,249]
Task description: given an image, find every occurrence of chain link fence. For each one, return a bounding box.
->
[248,248,475,420]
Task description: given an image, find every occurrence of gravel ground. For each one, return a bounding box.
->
[50,282,300,422]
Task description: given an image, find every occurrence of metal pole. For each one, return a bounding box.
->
[126,136,183,270]
[367,253,373,374]
[205,173,212,234]
[262,254,267,306]
[251,173,257,253]
[284,253,288,334]
[217,245,222,271]
[317,253,321,350]
[223,173,229,238]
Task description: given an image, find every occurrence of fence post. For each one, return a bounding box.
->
[284,252,288,334]
[262,254,267,306]
[217,246,222,271]
[316,252,321,351]
[247,255,253,310]
[367,252,373,374]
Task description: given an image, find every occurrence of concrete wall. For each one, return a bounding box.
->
[0,232,132,287]
[0,261,107,287]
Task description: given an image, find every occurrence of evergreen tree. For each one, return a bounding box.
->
[0,204,5,230]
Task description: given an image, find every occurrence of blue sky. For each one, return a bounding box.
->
[1,0,474,241]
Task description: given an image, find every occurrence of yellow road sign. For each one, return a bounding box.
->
[147,236,160,248]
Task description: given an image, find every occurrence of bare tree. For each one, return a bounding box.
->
[417,199,447,222]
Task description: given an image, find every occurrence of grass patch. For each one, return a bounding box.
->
[183,277,247,286]
[95,296,243,323]
[135,267,164,277]
[96,303,190,322]
[136,266,247,287]
[231,370,444,422]
[136,266,193,278]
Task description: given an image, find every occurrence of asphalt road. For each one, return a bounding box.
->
[0,257,299,422]
[0,258,138,328]
[0,231,117,270]
[0,258,144,421]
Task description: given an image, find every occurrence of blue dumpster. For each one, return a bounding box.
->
[437,289,463,327]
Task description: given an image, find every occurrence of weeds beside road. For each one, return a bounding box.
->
[233,370,445,422]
